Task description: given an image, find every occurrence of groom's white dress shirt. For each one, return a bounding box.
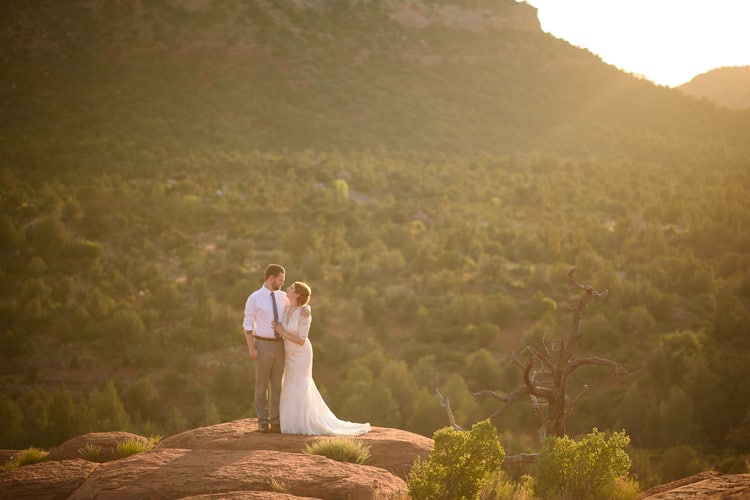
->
[243,286,288,338]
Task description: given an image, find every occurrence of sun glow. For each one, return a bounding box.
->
[524,0,750,87]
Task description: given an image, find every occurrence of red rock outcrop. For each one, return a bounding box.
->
[638,471,750,499]
[47,431,151,463]
[0,418,431,499]
[0,458,98,499]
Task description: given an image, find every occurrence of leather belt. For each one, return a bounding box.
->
[254,335,282,342]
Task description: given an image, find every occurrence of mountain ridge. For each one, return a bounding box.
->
[678,65,750,110]
[2,0,748,179]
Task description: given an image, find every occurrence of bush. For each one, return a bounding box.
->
[302,437,371,464]
[408,419,505,500]
[534,428,637,500]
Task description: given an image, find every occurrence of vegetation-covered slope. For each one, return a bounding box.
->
[678,65,750,110]
[1,0,748,177]
[1,0,749,490]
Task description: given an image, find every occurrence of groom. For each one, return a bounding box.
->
[243,263,288,433]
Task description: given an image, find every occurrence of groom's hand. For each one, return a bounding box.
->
[248,347,258,361]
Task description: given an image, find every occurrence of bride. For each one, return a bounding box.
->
[272,281,370,436]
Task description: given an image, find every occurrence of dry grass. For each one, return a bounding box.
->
[1,447,49,470]
[303,437,371,464]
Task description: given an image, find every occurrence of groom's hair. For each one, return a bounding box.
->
[264,264,285,280]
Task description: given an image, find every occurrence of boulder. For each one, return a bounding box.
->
[158,418,432,480]
[638,471,750,499]
[68,448,406,499]
[0,458,98,500]
[47,431,150,462]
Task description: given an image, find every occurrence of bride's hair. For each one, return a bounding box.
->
[294,281,311,306]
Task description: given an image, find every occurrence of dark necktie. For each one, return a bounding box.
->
[270,291,280,338]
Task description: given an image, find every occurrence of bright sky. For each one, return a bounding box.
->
[523,0,750,87]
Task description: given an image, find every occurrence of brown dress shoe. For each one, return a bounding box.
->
[269,424,281,433]
[258,423,270,433]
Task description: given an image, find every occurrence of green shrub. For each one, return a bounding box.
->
[302,437,371,464]
[534,428,637,500]
[2,446,49,469]
[408,419,505,500]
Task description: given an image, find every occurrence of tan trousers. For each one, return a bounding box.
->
[254,339,285,426]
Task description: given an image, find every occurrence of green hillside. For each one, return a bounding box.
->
[2,0,748,175]
[1,0,749,489]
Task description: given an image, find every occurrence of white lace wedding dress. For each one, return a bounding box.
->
[280,305,371,436]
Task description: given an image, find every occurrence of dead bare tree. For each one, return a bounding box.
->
[439,268,627,463]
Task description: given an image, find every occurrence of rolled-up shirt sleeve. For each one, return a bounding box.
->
[243,294,256,332]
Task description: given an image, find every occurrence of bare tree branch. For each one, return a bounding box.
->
[529,395,549,442]
[566,267,608,349]
[565,357,628,377]
[528,345,555,372]
[476,386,530,422]
[523,361,555,400]
[472,390,510,403]
[436,388,464,431]
[511,351,527,368]
[571,384,590,406]
[542,336,557,356]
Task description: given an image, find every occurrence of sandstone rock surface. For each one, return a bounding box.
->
[47,431,150,463]
[0,458,98,499]
[0,418,431,499]
[638,471,750,499]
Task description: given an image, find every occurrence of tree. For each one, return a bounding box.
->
[475,269,626,440]
[26,256,48,276]
[379,360,419,421]
[441,269,627,464]
[124,377,161,424]
[0,214,24,251]
[0,398,25,448]
[407,388,451,435]
[91,380,131,431]
[462,348,502,392]
[27,216,70,257]
[47,387,92,444]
